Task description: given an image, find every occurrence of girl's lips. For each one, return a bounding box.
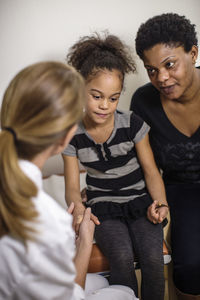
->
[95,112,108,118]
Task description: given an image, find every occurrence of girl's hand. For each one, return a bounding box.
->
[147,200,169,224]
[81,188,87,202]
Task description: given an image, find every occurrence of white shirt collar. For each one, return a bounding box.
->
[18,160,42,190]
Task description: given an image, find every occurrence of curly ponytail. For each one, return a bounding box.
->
[67,32,136,82]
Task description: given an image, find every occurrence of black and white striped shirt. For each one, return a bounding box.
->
[63,110,150,207]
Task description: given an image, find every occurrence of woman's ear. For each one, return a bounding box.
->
[62,124,78,149]
[53,124,77,155]
[191,45,198,64]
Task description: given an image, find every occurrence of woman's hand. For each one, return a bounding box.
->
[76,207,95,249]
[67,202,75,214]
[70,202,100,235]
[73,207,95,288]
[147,200,169,224]
[71,202,86,235]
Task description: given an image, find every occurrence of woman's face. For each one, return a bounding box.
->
[85,69,122,125]
[143,44,198,100]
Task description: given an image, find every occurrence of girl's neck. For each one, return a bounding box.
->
[83,113,115,131]
[83,114,115,144]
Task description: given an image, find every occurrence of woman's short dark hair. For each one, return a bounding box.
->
[135,13,198,59]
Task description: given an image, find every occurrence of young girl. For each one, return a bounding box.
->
[0,61,135,300]
[62,33,169,300]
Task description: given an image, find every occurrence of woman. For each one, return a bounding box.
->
[130,13,200,299]
[0,61,134,300]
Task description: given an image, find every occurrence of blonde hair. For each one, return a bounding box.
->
[0,61,85,241]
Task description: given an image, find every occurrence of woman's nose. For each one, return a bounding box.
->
[157,69,169,83]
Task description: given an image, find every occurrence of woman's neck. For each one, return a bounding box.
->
[31,146,54,170]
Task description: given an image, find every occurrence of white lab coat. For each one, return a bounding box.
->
[0,160,137,300]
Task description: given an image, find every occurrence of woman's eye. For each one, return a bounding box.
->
[147,68,156,76]
[166,61,175,68]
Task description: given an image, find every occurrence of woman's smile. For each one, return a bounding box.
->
[160,84,176,96]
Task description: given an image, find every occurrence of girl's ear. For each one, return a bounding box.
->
[53,125,77,155]
[191,45,198,64]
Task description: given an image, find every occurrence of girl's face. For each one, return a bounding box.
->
[143,44,198,100]
[85,69,122,125]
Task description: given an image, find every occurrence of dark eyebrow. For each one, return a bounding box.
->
[161,55,176,64]
[145,55,176,69]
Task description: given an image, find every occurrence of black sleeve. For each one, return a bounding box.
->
[130,87,145,117]
[130,82,159,123]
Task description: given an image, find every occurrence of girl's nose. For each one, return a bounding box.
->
[99,98,109,109]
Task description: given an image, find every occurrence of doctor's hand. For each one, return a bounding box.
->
[75,207,95,249]
[69,202,100,236]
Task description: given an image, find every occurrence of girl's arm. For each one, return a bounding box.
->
[62,154,86,233]
[135,134,169,224]
[62,154,100,233]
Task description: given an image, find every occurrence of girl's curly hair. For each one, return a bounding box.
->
[67,32,136,82]
[135,13,198,59]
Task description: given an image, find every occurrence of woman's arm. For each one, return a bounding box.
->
[135,134,169,224]
[74,207,95,288]
[67,204,94,289]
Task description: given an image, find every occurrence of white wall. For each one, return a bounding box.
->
[0,0,200,110]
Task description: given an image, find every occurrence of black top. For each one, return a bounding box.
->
[130,81,200,184]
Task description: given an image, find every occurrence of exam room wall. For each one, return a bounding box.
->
[0,0,200,110]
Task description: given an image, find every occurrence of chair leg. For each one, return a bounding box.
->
[176,288,200,300]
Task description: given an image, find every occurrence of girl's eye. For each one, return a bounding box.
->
[92,94,101,100]
[166,61,175,68]
[110,97,118,102]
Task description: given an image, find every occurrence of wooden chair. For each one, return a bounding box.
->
[88,240,170,273]
[88,233,172,300]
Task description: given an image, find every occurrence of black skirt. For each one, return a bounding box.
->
[86,194,153,222]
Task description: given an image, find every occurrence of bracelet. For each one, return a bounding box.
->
[155,203,169,209]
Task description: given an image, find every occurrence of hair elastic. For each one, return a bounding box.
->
[3,127,17,141]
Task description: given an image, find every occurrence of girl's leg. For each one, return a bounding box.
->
[94,219,138,295]
[166,183,200,295]
[128,216,164,300]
